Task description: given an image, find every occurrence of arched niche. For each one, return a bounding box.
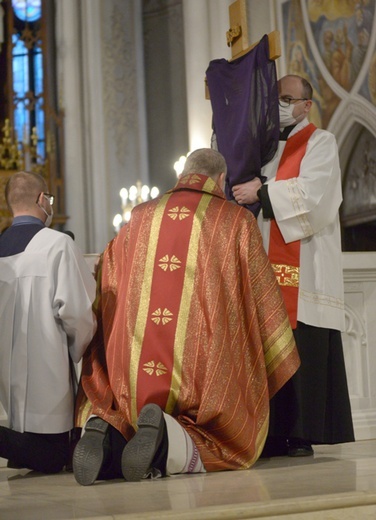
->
[340,122,376,251]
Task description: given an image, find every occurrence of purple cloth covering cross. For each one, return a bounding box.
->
[206,34,279,216]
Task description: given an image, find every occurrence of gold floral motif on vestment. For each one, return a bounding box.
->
[158,254,182,271]
[271,264,299,287]
[179,174,201,185]
[168,206,191,220]
[143,360,168,376]
[151,307,173,325]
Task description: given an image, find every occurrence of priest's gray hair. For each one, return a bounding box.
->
[181,148,227,179]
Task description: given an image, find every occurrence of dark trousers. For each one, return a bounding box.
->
[267,322,355,444]
[0,426,70,473]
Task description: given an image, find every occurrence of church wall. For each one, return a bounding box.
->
[56,0,150,253]
[143,0,189,194]
[343,253,376,440]
[55,0,90,251]
[100,0,149,241]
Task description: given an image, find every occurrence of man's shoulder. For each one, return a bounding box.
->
[41,227,68,238]
[32,227,68,242]
[309,126,337,147]
[312,126,334,137]
[293,122,336,147]
[292,116,331,137]
[27,228,76,253]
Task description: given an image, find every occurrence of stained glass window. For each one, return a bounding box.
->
[12,0,41,23]
[1,0,66,227]
[11,0,44,162]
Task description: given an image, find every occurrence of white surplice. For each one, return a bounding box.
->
[0,228,96,434]
[258,118,345,332]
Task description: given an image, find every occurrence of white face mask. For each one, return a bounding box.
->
[279,104,297,128]
[279,100,306,128]
[39,203,53,227]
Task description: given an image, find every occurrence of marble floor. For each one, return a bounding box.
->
[1,440,376,520]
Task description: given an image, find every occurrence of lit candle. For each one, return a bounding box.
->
[150,187,160,199]
[173,155,187,177]
[119,188,128,207]
[129,185,137,206]
[113,213,123,233]
[141,185,150,202]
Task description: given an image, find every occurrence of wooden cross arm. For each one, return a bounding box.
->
[205,30,281,100]
[230,30,281,62]
[226,0,280,60]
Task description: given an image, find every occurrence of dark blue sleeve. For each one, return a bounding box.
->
[0,224,44,257]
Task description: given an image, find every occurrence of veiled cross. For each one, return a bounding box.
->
[205,0,281,99]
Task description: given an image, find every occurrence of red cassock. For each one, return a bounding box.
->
[76,174,300,471]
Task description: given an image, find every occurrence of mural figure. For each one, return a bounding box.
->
[331,25,353,90]
[309,0,375,95]
[283,0,341,128]
[351,27,370,84]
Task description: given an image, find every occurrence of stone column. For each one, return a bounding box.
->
[182,0,232,152]
[56,0,149,252]
[55,0,95,252]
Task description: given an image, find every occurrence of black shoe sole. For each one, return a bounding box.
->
[73,417,109,486]
[121,404,164,482]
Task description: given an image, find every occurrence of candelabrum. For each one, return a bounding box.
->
[23,125,43,173]
[112,153,191,234]
[0,119,23,170]
[0,119,44,174]
[112,180,160,233]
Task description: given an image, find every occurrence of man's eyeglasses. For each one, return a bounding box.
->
[36,192,55,205]
[278,97,308,108]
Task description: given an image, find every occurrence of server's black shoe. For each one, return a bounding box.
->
[288,438,314,457]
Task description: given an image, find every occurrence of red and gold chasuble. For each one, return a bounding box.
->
[77,173,300,472]
[268,123,316,329]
